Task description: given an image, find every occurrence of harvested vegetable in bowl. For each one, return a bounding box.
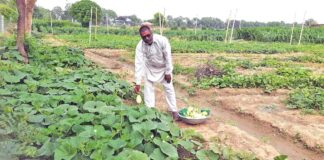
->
[186,107,209,118]
[178,107,211,124]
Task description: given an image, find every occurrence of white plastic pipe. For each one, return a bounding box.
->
[0,15,4,33]
[50,11,53,34]
[89,7,92,45]
[106,13,109,34]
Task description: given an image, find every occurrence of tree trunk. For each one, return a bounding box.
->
[25,0,37,34]
[16,0,28,64]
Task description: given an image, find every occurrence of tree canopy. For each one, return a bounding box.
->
[69,0,102,27]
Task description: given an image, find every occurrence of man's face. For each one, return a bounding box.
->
[140,29,153,45]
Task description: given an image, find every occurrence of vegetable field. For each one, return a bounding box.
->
[1,17,324,160]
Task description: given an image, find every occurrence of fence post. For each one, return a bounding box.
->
[289,13,296,45]
[229,9,238,43]
[0,15,4,33]
[50,11,53,34]
[89,7,92,45]
[106,13,109,34]
[298,11,307,45]
[224,10,232,43]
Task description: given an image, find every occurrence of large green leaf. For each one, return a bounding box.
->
[274,155,288,160]
[156,141,178,159]
[150,148,167,160]
[37,138,56,156]
[78,113,95,123]
[128,131,143,148]
[72,124,85,134]
[157,130,170,142]
[1,71,26,83]
[0,89,11,96]
[127,109,143,123]
[83,101,115,113]
[61,82,77,90]
[101,144,115,159]
[47,89,67,95]
[78,125,95,138]
[67,106,79,116]
[144,142,156,155]
[196,150,219,160]
[177,140,194,152]
[156,122,170,131]
[133,120,158,132]
[114,149,149,160]
[53,104,68,115]
[93,125,112,138]
[108,139,127,150]
[103,83,116,93]
[0,140,21,159]
[67,136,89,148]
[101,114,117,126]
[28,114,45,123]
[169,124,180,137]
[54,142,77,160]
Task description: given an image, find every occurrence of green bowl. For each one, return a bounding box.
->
[178,108,211,125]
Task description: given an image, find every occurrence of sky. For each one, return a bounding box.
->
[36,0,324,23]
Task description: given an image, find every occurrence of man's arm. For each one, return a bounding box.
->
[135,42,144,85]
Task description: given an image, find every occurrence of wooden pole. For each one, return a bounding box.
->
[289,13,296,45]
[224,10,232,43]
[194,16,198,35]
[0,15,4,33]
[298,11,307,45]
[161,8,165,36]
[95,7,97,39]
[159,12,162,35]
[50,11,53,34]
[106,13,109,34]
[89,7,92,45]
[229,9,237,43]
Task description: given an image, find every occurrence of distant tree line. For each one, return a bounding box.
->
[30,0,319,29]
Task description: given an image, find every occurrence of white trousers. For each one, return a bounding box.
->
[144,77,177,112]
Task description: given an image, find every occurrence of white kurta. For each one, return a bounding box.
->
[135,34,177,112]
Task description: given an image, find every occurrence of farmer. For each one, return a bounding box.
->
[134,22,179,120]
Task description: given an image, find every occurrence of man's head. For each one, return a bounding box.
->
[139,23,153,45]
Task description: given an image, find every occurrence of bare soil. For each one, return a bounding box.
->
[84,49,324,160]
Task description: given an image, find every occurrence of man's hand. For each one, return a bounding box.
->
[164,74,171,83]
[134,85,141,94]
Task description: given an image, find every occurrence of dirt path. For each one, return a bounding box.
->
[84,49,324,160]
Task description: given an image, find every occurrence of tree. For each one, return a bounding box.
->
[267,21,286,27]
[200,17,224,29]
[25,0,37,34]
[61,3,72,20]
[0,0,16,9]
[0,0,17,20]
[129,14,141,26]
[52,6,63,20]
[69,0,102,27]
[101,8,117,25]
[33,6,50,19]
[0,4,17,19]
[16,0,37,64]
[152,12,166,26]
[16,0,27,63]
